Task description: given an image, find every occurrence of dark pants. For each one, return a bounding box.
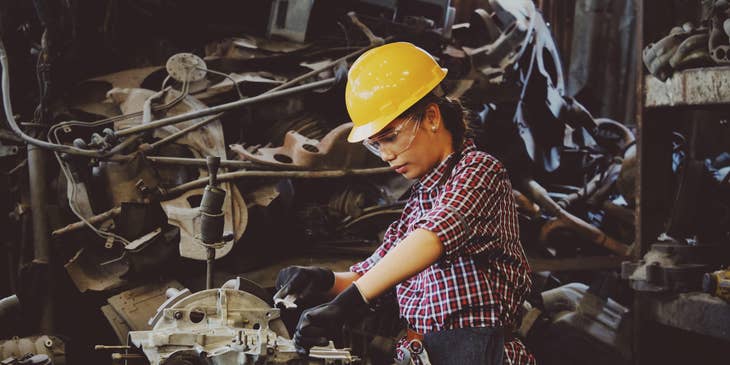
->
[421,327,504,365]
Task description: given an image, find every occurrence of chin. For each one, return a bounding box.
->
[403,169,424,180]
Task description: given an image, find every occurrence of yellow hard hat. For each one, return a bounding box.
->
[345,42,448,142]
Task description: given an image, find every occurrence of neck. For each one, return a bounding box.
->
[438,133,455,163]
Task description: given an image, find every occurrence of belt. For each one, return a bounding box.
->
[406,328,424,342]
[405,327,514,342]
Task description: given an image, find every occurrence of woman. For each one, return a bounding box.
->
[275,42,533,365]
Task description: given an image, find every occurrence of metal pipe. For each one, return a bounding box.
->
[522,179,631,256]
[109,155,256,168]
[114,78,336,138]
[163,166,395,198]
[145,113,223,151]
[28,143,53,332]
[51,206,122,237]
[263,42,383,95]
[0,295,20,322]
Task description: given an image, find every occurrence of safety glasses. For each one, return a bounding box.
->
[362,116,421,158]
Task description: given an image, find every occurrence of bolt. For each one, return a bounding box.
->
[174,311,183,320]
[44,339,53,348]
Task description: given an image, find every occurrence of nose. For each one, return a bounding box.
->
[380,147,395,162]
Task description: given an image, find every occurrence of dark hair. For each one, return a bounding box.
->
[397,91,467,151]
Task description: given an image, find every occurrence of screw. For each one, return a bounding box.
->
[174,311,183,320]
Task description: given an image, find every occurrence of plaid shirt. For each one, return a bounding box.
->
[351,140,533,363]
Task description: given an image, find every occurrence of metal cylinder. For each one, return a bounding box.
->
[0,295,20,323]
[28,143,53,333]
[200,186,226,244]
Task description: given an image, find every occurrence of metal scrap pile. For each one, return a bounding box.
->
[0,1,637,364]
[643,0,730,80]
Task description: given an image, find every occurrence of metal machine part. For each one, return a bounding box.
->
[231,123,377,170]
[622,242,730,292]
[530,283,631,365]
[0,336,65,365]
[709,0,730,64]
[100,281,187,344]
[165,53,208,83]
[128,288,357,365]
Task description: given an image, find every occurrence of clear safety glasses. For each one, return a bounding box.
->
[362,116,421,158]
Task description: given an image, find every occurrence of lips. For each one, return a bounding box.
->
[393,164,407,174]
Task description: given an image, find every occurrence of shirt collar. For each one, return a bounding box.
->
[416,139,477,191]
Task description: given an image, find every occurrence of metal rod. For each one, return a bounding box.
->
[109,155,256,168]
[146,113,223,151]
[52,207,122,237]
[265,46,372,95]
[206,248,214,290]
[163,166,395,197]
[115,78,336,138]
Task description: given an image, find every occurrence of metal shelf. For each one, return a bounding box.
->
[645,66,730,108]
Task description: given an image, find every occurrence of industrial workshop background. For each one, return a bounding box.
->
[0,0,728,364]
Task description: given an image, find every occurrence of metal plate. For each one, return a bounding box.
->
[165,53,207,82]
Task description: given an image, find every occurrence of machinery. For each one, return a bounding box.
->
[126,287,356,365]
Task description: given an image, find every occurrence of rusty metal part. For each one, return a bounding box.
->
[106,87,247,260]
[165,53,207,83]
[263,36,394,95]
[709,1,730,64]
[99,281,186,343]
[643,24,710,81]
[622,242,730,292]
[347,12,385,46]
[558,162,622,209]
[129,287,356,365]
[513,189,540,218]
[163,166,395,198]
[464,4,531,81]
[669,33,711,69]
[64,248,129,292]
[231,123,375,170]
[522,179,631,256]
[0,336,66,365]
[52,206,122,237]
[113,78,336,138]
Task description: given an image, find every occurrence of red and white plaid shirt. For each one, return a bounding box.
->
[351,140,533,364]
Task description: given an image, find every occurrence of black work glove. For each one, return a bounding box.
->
[293,284,371,355]
[273,266,335,308]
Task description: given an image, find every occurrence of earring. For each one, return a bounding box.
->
[431,125,437,132]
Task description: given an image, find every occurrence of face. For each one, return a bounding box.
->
[363,104,454,179]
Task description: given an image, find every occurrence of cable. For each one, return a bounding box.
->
[0,39,109,157]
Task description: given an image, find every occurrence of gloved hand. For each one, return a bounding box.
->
[273,266,335,308]
[293,284,371,355]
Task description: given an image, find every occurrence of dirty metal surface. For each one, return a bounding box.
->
[646,292,730,341]
[645,66,730,107]
[106,280,185,334]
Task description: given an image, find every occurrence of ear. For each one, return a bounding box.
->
[424,103,440,130]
